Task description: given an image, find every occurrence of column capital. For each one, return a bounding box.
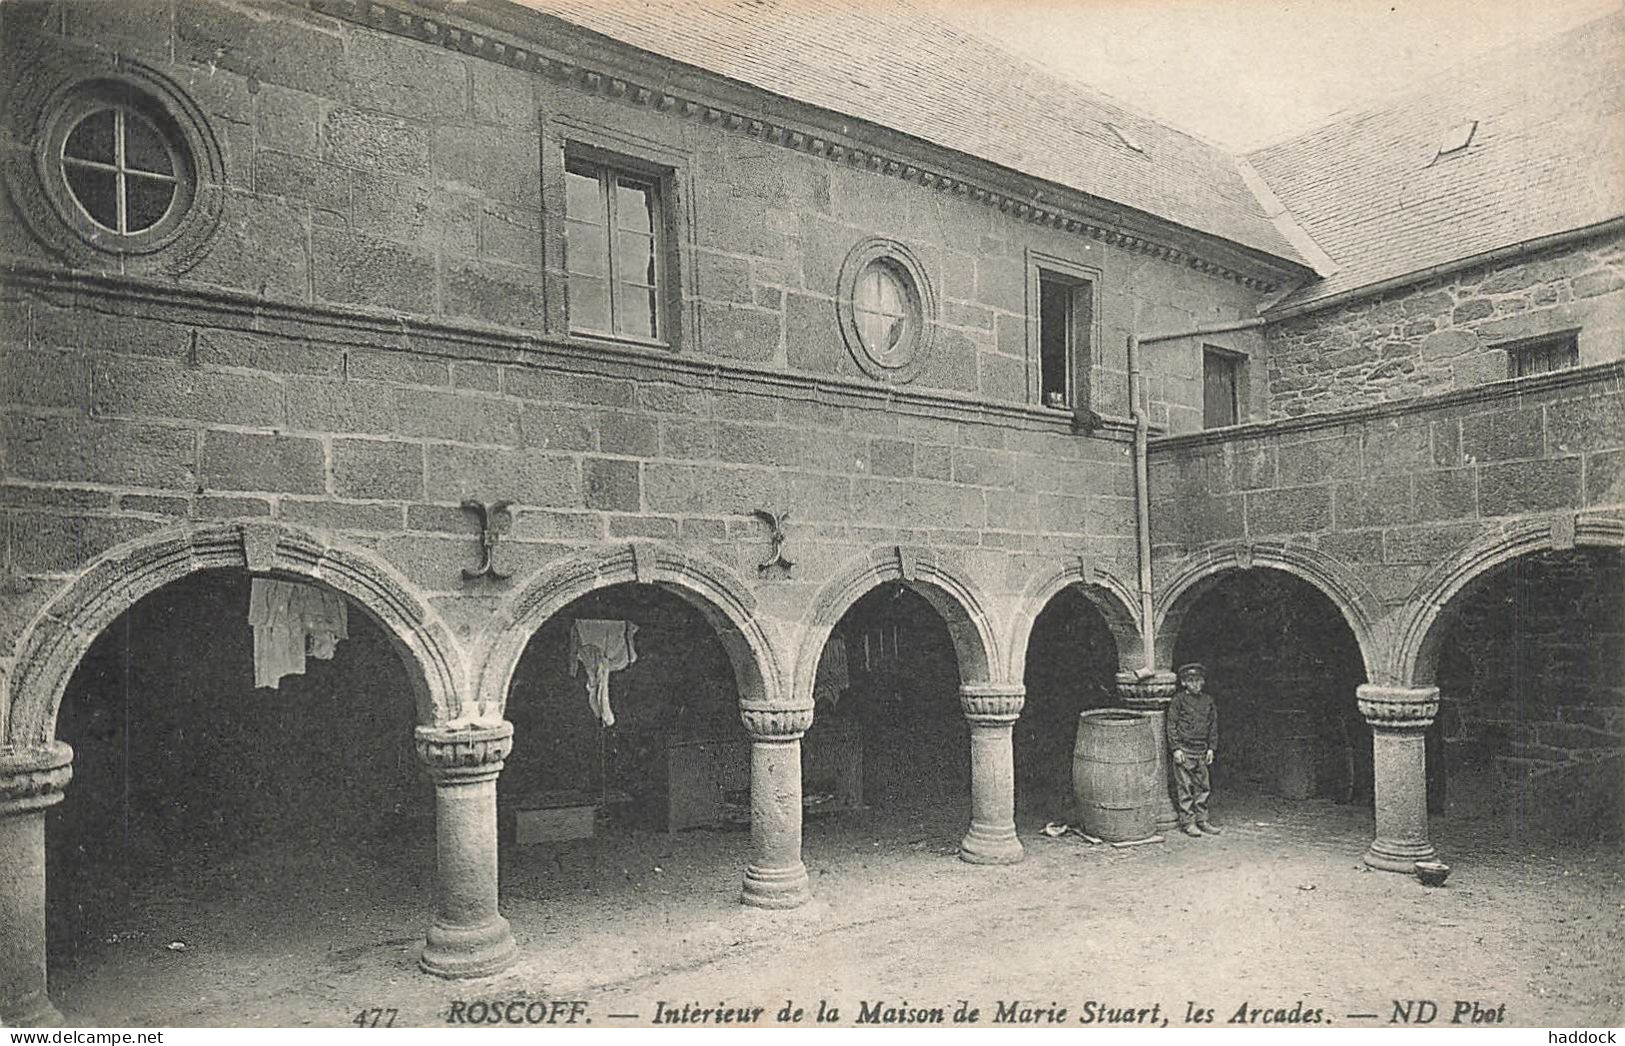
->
[1357,685,1439,730]
[1115,669,1179,709]
[415,722,513,784]
[0,742,73,817]
[739,706,814,742]
[959,683,1025,724]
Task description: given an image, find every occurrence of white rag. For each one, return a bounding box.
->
[248,578,305,689]
[570,619,638,727]
[300,586,349,660]
[249,579,350,687]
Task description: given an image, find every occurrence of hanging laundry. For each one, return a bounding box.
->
[248,578,306,689]
[248,579,351,687]
[813,636,850,710]
[569,619,639,727]
[301,586,349,660]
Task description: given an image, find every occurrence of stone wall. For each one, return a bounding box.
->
[0,0,1302,735]
[0,0,1279,428]
[1433,547,1624,835]
[1149,361,1625,615]
[1435,548,1624,765]
[1266,228,1625,418]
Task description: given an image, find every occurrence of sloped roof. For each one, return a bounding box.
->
[509,0,1308,266]
[1249,11,1625,311]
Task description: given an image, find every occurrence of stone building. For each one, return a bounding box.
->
[0,0,1618,1024]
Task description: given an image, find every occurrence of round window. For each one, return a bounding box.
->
[853,260,912,365]
[836,239,936,384]
[10,68,219,269]
[59,104,184,235]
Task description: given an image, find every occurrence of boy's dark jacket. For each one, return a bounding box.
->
[1167,688,1218,754]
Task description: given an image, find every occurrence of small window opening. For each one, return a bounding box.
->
[1505,330,1579,379]
[1038,271,1092,408]
[1203,348,1242,429]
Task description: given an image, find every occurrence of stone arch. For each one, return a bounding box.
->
[475,541,785,714]
[1393,513,1625,687]
[793,546,1001,709]
[1154,540,1383,682]
[3,520,467,749]
[1007,563,1142,682]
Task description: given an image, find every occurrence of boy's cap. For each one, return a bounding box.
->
[1176,662,1207,678]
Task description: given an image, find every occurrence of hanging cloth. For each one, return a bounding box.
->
[301,586,350,660]
[248,578,306,689]
[813,637,850,710]
[570,619,639,727]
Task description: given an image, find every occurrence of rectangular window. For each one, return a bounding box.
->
[1505,330,1579,378]
[1037,269,1092,408]
[1203,348,1241,428]
[563,156,662,341]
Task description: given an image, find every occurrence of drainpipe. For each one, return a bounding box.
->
[1125,317,1266,667]
[1125,332,1156,672]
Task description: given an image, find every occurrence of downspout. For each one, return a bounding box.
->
[1125,317,1267,669]
[1126,332,1156,672]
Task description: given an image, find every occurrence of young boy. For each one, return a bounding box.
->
[1168,662,1221,837]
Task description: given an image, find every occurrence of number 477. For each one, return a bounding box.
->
[354,1008,399,1028]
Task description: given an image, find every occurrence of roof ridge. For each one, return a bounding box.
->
[1247,7,1622,157]
[1231,154,1340,279]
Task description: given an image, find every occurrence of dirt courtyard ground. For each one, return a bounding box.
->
[47,779,1625,1029]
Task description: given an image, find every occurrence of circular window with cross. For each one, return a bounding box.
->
[57,99,188,239]
[5,57,224,272]
[836,238,936,384]
[44,85,197,252]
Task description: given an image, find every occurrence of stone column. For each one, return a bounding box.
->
[1357,685,1439,872]
[959,684,1026,865]
[414,722,519,977]
[739,707,813,909]
[0,742,72,1027]
[1117,670,1180,832]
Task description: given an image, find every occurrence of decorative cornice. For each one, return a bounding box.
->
[0,742,74,815]
[308,0,1288,293]
[740,707,815,741]
[414,722,514,783]
[959,683,1026,724]
[1356,685,1439,730]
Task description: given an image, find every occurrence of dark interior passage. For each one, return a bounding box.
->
[502,583,743,833]
[1017,586,1120,815]
[48,571,426,965]
[813,584,967,809]
[1432,548,1624,839]
[1170,570,1369,804]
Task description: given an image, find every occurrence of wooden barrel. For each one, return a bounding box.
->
[1073,710,1156,842]
[1272,708,1317,800]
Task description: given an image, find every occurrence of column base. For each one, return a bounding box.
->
[1363,838,1438,874]
[420,915,518,979]
[2,992,64,1028]
[959,823,1024,865]
[740,862,811,909]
